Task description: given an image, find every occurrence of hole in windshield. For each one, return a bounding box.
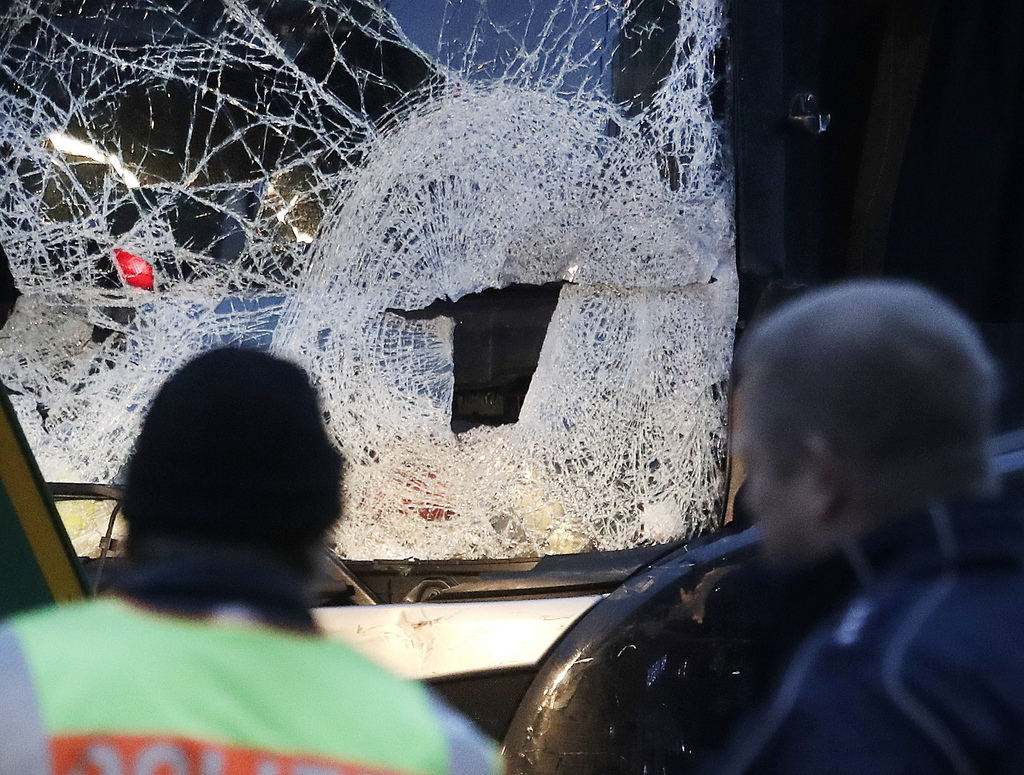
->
[391,282,564,431]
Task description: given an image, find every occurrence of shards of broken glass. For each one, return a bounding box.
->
[0,0,734,558]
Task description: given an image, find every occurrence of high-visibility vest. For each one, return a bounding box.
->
[0,598,502,775]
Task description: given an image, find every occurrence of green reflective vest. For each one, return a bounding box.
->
[0,599,502,775]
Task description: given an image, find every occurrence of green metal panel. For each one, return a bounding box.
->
[0,384,86,618]
[0,482,53,618]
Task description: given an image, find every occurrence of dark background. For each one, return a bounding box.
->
[732,0,1024,428]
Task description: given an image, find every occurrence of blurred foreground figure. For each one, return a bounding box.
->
[704,280,1024,775]
[0,349,500,775]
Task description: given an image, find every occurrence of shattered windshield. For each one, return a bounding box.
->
[0,0,733,559]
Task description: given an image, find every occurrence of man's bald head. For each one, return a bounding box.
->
[736,280,998,563]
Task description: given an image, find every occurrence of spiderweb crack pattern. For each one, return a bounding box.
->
[0,0,733,558]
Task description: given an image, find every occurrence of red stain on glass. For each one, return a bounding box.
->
[378,469,455,521]
[113,249,154,290]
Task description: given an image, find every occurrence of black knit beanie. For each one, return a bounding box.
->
[123,348,342,552]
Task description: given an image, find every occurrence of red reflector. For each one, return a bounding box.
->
[113,249,154,291]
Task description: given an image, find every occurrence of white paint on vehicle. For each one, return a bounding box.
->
[314,595,603,680]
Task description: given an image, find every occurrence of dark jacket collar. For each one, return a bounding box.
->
[106,544,318,633]
[853,492,1024,586]
[739,490,1024,701]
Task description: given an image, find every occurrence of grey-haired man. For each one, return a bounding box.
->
[704,280,1024,775]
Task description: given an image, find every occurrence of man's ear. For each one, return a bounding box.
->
[801,432,847,527]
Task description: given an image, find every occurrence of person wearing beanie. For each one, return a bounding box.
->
[0,348,502,775]
[124,347,343,566]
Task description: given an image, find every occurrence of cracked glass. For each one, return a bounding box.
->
[0,0,734,559]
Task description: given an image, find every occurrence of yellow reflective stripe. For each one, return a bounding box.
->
[0,395,83,602]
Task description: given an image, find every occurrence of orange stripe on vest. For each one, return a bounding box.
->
[52,734,409,775]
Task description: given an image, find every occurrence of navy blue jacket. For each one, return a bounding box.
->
[705,493,1024,775]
